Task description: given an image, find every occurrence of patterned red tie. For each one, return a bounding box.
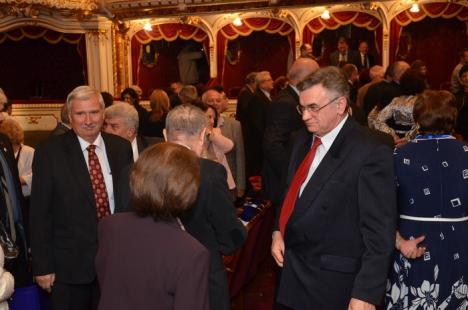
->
[279,137,322,236]
[87,145,110,220]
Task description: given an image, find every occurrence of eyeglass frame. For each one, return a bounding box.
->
[296,96,342,115]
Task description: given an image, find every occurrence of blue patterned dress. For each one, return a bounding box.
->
[386,135,468,310]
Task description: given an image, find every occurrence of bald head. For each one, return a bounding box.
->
[394,61,410,82]
[287,58,320,86]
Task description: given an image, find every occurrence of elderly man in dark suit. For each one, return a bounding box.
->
[357,40,375,72]
[271,67,396,309]
[165,104,246,310]
[245,71,274,177]
[103,103,162,162]
[236,72,257,124]
[30,86,133,310]
[263,57,319,206]
[329,37,360,68]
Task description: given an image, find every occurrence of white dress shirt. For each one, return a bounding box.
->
[15,144,34,197]
[299,115,348,196]
[77,134,115,213]
[131,137,139,162]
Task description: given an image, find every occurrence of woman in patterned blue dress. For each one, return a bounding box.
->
[386,90,468,310]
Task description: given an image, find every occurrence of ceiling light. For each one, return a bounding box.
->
[233,17,243,26]
[143,22,152,31]
[321,9,330,20]
[410,3,420,13]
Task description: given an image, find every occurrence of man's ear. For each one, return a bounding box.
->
[199,127,207,145]
[336,97,348,115]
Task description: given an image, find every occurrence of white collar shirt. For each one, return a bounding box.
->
[77,133,115,213]
[131,137,138,162]
[299,114,348,196]
[261,89,271,101]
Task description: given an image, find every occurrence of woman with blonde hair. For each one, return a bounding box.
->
[0,118,34,197]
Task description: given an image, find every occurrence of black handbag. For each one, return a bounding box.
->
[0,220,18,260]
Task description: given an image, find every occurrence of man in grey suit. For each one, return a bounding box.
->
[30,86,133,310]
[202,89,246,198]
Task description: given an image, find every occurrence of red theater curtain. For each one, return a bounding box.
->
[0,26,86,100]
[217,18,294,89]
[390,2,468,63]
[131,23,209,95]
[303,11,382,64]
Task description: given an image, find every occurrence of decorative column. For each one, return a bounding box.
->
[112,19,130,96]
[85,17,114,93]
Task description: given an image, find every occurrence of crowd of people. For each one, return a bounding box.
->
[0,38,465,310]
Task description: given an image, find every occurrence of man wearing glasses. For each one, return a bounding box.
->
[271,66,396,310]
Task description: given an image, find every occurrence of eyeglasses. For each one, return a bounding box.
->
[296,97,341,115]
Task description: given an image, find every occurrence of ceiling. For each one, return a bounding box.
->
[103,0,368,20]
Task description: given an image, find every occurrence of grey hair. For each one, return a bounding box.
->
[255,71,271,87]
[66,85,104,112]
[105,103,139,131]
[60,104,70,125]
[201,89,221,104]
[298,66,350,104]
[165,104,207,141]
[369,65,385,80]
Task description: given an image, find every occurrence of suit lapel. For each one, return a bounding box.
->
[102,133,120,194]
[63,131,95,208]
[286,85,299,103]
[288,118,358,224]
[136,136,144,154]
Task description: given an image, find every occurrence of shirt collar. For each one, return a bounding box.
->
[217,114,225,128]
[289,84,299,96]
[77,133,104,152]
[261,89,271,100]
[316,114,348,151]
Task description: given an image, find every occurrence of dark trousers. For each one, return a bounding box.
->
[51,280,99,310]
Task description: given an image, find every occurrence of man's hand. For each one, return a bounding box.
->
[36,273,55,293]
[398,235,426,259]
[271,231,285,267]
[348,298,375,310]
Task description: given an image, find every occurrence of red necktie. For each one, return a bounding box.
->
[279,137,322,236]
[87,145,110,220]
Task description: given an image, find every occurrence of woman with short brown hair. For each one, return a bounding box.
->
[96,143,209,310]
[146,89,170,138]
[385,90,468,309]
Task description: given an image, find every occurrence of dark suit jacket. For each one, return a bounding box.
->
[277,117,397,309]
[329,50,360,67]
[244,89,271,176]
[96,213,209,310]
[357,53,375,71]
[235,86,254,124]
[363,80,401,116]
[136,135,163,155]
[30,130,133,284]
[263,85,303,204]
[181,158,247,310]
[49,122,70,136]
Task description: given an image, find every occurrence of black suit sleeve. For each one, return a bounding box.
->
[352,143,397,304]
[115,164,132,213]
[207,163,246,255]
[29,142,55,276]
[263,98,297,176]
